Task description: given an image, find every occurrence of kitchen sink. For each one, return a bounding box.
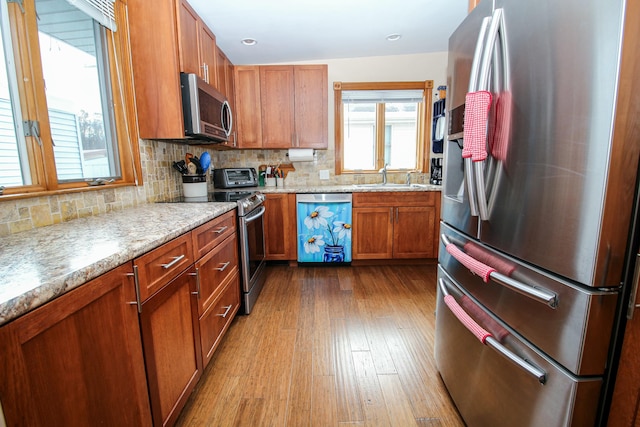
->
[352,183,428,189]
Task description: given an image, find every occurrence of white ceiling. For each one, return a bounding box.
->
[187,0,468,65]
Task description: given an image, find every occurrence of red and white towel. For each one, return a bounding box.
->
[462,90,493,162]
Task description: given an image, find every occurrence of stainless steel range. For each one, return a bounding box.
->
[163,168,267,314]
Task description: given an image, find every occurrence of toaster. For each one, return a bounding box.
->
[212,168,258,188]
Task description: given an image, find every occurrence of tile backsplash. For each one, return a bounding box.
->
[0,140,427,236]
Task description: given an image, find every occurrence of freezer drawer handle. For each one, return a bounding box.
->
[439,279,546,384]
[441,234,558,308]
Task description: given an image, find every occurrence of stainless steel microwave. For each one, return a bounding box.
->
[180,72,232,143]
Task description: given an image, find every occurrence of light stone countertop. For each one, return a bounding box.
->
[0,184,442,326]
[0,202,236,326]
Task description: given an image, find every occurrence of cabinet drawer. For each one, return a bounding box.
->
[199,270,240,367]
[353,191,436,207]
[134,233,194,301]
[192,211,237,259]
[194,233,239,315]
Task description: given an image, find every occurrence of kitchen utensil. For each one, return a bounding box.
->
[190,156,203,174]
[200,152,211,171]
[185,152,194,164]
[187,162,197,174]
[172,161,185,174]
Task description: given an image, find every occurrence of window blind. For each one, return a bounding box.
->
[342,89,424,104]
[65,0,116,31]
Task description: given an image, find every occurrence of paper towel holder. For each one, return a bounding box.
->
[286,148,316,163]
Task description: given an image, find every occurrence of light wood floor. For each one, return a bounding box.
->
[176,263,464,427]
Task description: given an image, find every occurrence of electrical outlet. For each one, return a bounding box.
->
[319,170,330,180]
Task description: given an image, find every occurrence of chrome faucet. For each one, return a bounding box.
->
[378,163,389,184]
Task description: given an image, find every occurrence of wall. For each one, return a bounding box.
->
[214,51,448,186]
[0,52,447,236]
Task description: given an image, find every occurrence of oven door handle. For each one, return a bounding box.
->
[244,205,266,223]
[438,278,546,384]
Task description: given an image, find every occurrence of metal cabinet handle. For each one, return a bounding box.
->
[212,225,229,234]
[126,266,142,313]
[189,268,200,298]
[216,304,233,318]
[438,278,546,384]
[161,254,185,269]
[441,234,558,308]
[214,261,230,272]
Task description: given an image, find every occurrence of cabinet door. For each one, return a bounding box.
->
[352,207,394,259]
[195,233,239,314]
[140,267,202,427]
[294,65,328,148]
[128,0,183,139]
[608,269,640,427]
[234,66,263,148]
[260,65,295,149]
[216,46,228,98]
[393,206,438,258]
[200,24,217,86]
[0,263,151,426]
[264,193,296,260]
[178,0,201,76]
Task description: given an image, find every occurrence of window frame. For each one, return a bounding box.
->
[1,0,142,200]
[333,81,433,175]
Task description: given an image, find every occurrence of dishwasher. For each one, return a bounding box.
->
[296,194,352,263]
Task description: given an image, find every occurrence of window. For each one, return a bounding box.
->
[334,81,433,175]
[0,0,140,197]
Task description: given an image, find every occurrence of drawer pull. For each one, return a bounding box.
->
[161,254,185,269]
[216,304,233,318]
[212,226,229,234]
[214,261,231,272]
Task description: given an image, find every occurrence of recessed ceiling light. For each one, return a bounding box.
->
[386,33,402,42]
[241,38,258,46]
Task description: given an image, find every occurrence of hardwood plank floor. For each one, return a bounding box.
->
[176,264,464,427]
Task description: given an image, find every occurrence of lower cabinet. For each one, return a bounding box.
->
[353,191,440,260]
[139,266,202,427]
[0,263,152,426]
[264,193,297,260]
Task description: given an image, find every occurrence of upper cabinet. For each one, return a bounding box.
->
[234,64,328,149]
[128,0,232,140]
[179,0,217,86]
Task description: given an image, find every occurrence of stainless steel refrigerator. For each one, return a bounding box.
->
[436,0,640,425]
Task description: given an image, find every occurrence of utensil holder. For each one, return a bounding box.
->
[182,174,207,197]
[265,177,276,187]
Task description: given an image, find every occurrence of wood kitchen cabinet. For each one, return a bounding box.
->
[264,193,297,260]
[191,211,240,366]
[234,65,328,149]
[0,263,152,426]
[352,192,440,260]
[261,65,328,149]
[178,0,217,86]
[607,289,640,426]
[128,0,229,140]
[234,66,263,148]
[134,233,201,427]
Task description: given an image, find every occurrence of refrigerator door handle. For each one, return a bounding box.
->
[475,8,505,221]
[464,16,492,218]
[438,278,547,384]
[441,234,558,308]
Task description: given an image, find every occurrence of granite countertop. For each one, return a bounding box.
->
[0,202,236,326]
[0,184,442,326]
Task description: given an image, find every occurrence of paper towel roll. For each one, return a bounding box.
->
[287,148,314,162]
